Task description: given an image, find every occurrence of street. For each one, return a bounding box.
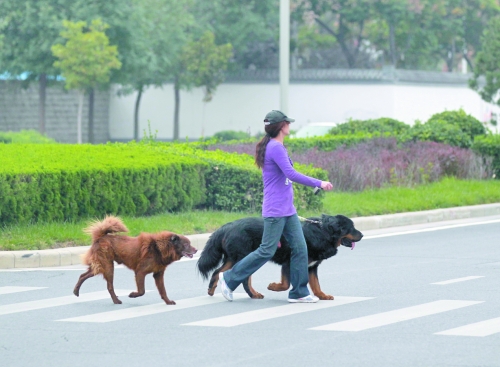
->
[1,216,499,367]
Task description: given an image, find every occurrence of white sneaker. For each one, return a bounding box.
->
[218,272,233,301]
[288,294,319,303]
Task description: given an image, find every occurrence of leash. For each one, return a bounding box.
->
[297,216,322,225]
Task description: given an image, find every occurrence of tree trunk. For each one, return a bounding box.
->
[77,90,84,144]
[134,87,143,141]
[389,23,397,66]
[315,17,357,68]
[173,77,180,141]
[38,74,47,135]
[88,88,94,144]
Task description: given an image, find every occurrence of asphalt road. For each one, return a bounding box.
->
[1,216,499,367]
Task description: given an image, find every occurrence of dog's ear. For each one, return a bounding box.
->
[170,234,179,243]
[321,214,343,236]
[155,235,175,263]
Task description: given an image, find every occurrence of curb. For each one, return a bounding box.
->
[1,202,499,269]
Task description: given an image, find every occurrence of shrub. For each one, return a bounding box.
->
[0,143,208,225]
[401,120,472,148]
[211,130,251,141]
[472,134,500,179]
[427,109,486,140]
[0,129,56,143]
[288,138,491,191]
[329,118,410,135]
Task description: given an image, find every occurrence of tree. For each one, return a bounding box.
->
[0,0,134,138]
[296,0,373,68]
[469,17,500,106]
[118,0,193,141]
[0,0,68,134]
[173,31,232,140]
[51,19,121,144]
[191,0,278,70]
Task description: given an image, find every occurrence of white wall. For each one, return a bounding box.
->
[393,84,499,125]
[109,82,499,140]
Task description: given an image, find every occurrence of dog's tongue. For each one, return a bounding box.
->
[351,242,355,250]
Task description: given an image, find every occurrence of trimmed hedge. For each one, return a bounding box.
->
[0,142,328,225]
[154,143,327,212]
[472,134,500,178]
[0,143,208,225]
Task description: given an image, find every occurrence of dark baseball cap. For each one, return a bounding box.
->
[264,110,295,125]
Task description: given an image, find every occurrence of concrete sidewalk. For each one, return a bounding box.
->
[1,202,499,269]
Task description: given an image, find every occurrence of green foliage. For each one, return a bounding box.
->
[212,130,251,142]
[427,109,486,140]
[191,0,278,70]
[155,143,326,212]
[51,19,121,91]
[0,143,208,225]
[0,130,56,144]
[470,17,500,104]
[0,142,327,226]
[329,118,410,135]
[472,134,500,179]
[286,132,390,152]
[180,31,233,102]
[401,120,472,148]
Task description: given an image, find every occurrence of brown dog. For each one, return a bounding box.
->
[73,216,197,305]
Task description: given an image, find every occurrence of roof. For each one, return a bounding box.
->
[225,68,477,85]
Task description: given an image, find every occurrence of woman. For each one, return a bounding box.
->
[219,110,333,303]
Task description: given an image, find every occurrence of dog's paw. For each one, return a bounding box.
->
[113,298,123,304]
[207,288,216,296]
[165,300,176,305]
[317,293,334,300]
[267,282,289,292]
[251,292,264,299]
[73,288,79,297]
[129,291,145,298]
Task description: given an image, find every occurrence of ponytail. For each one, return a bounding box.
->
[254,121,287,169]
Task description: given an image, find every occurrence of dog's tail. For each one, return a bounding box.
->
[84,215,128,242]
[82,216,128,274]
[197,228,225,280]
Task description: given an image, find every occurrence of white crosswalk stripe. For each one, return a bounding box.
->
[435,317,500,337]
[3,284,499,337]
[431,276,484,285]
[0,290,131,316]
[0,286,47,295]
[58,293,248,323]
[309,300,483,332]
[184,296,374,327]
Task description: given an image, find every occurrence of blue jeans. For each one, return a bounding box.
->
[223,213,310,299]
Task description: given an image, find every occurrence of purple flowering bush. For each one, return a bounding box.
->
[206,138,492,191]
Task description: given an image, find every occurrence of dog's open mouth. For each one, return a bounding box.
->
[341,238,355,250]
[182,250,197,258]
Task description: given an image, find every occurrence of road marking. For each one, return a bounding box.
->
[310,300,483,332]
[363,219,500,240]
[184,296,374,327]
[431,276,484,285]
[0,286,47,295]
[436,317,500,337]
[0,290,131,316]
[58,293,248,323]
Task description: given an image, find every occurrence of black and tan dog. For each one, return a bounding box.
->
[197,214,363,300]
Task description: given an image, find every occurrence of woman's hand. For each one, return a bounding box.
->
[320,181,333,191]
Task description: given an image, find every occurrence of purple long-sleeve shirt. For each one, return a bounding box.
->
[262,139,322,217]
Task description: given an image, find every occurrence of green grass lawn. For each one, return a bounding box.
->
[1,177,499,251]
